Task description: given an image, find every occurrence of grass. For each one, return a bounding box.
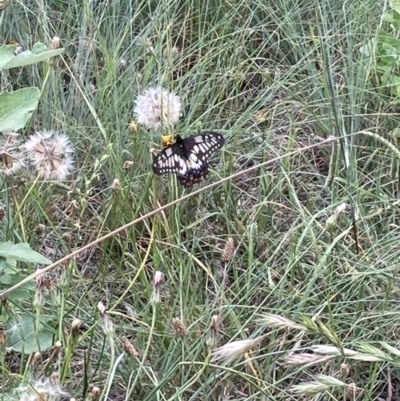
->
[2,0,400,399]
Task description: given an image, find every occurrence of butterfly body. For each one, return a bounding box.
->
[152,132,225,187]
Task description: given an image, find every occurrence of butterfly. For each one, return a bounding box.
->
[152,132,225,187]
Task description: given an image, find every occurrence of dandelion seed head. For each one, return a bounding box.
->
[23,129,74,180]
[133,86,181,131]
[15,377,68,401]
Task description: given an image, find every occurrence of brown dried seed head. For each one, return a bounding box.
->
[123,160,134,170]
[222,237,235,262]
[32,352,41,363]
[92,386,100,395]
[122,336,139,357]
[50,36,61,50]
[210,315,220,332]
[50,371,60,385]
[71,318,82,333]
[346,382,357,398]
[151,271,164,303]
[0,207,5,220]
[112,178,121,191]
[172,317,187,337]
[0,329,6,345]
[62,231,72,245]
[33,287,44,308]
[87,386,101,400]
[98,306,114,336]
[34,223,46,235]
[340,363,350,377]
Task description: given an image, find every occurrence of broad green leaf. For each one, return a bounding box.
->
[6,314,55,354]
[0,312,8,324]
[0,271,34,302]
[0,242,52,264]
[32,42,49,54]
[0,284,34,303]
[0,43,64,71]
[0,88,40,132]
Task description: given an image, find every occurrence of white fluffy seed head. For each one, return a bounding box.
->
[23,129,74,181]
[133,86,181,131]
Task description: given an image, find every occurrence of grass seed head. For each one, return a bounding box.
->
[207,315,221,347]
[97,302,114,336]
[151,271,164,303]
[212,335,267,362]
[221,237,235,262]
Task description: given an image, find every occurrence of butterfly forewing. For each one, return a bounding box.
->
[152,131,225,187]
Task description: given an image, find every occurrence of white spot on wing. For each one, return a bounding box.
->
[179,159,187,175]
[191,160,203,170]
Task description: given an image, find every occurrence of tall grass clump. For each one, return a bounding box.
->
[2,0,400,400]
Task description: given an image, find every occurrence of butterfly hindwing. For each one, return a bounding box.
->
[152,131,225,187]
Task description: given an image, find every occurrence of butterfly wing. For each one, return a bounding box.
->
[177,132,224,186]
[152,132,225,187]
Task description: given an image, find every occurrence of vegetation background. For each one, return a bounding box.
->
[1,0,400,399]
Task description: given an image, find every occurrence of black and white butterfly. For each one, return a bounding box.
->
[152,132,225,187]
